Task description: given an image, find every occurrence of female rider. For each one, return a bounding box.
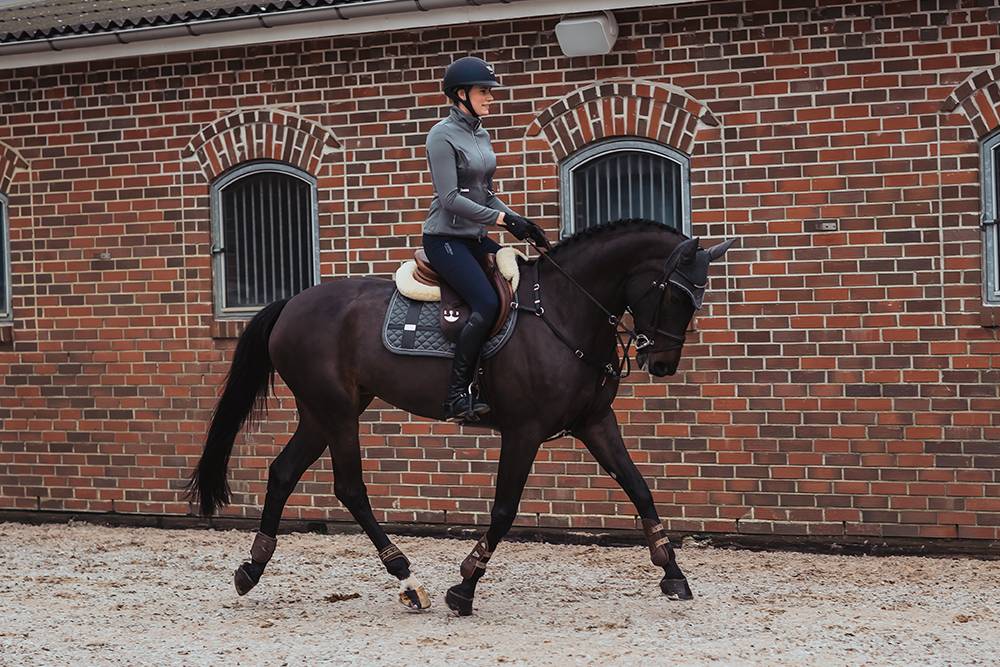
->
[422,56,548,423]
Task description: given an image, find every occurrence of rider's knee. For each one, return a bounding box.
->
[476,297,499,326]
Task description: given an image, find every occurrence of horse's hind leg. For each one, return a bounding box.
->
[325,416,431,611]
[234,409,328,595]
[573,408,693,601]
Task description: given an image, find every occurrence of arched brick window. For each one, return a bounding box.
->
[941,66,1000,312]
[560,138,690,238]
[527,80,712,241]
[211,162,319,316]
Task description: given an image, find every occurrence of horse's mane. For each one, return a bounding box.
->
[528,218,688,263]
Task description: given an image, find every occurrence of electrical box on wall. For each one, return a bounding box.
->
[555,11,618,57]
[806,219,840,232]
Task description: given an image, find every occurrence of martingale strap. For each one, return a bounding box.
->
[377,543,411,568]
[514,263,624,382]
[459,535,494,579]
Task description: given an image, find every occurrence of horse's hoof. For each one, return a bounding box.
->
[660,576,693,600]
[399,585,431,611]
[234,563,258,596]
[445,585,474,616]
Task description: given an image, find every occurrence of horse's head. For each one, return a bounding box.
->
[626,236,736,377]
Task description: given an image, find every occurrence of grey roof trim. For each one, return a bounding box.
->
[0,0,384,43]
[0,0,696,68]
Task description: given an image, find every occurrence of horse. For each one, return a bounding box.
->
[188,218,735,615]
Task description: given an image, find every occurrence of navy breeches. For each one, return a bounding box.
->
[422,234,502,325]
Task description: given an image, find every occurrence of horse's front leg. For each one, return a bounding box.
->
[573,409,693,600]
[445,429,541,616]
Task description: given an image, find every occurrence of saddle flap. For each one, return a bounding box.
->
[438,283,467,342]
[486,254,514,338]
[436,253,514,343]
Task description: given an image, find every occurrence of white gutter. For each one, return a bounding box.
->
[0,0,695,70]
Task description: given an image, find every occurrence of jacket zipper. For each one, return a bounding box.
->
[471,128,487,178]
[470,128,493,211]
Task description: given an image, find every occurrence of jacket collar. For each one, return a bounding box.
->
[449,105,481,131]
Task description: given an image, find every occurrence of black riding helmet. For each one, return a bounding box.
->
[443,56,500,117]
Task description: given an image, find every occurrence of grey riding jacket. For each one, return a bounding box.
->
[422,106,516,239]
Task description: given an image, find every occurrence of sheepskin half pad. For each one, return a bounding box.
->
[394,246,527,301]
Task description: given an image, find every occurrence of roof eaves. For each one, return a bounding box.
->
[0,1,314,43]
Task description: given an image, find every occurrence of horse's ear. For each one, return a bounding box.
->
[664,237,699,274]
[683,237,700,264]
[707,238,737,262]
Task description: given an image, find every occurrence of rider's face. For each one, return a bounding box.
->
[458,85,495,116]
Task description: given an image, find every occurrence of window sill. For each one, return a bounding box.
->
[211,319,249,339]
[0,323,12,347]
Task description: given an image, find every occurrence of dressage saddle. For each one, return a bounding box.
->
[410,249,515,342]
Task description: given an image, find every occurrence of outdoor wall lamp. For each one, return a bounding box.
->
[555,11,618,57]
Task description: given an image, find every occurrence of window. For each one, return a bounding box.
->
[211,162,319,317]
[982,131,1000,305]
[560,138,690,237]
[0,194,10,321]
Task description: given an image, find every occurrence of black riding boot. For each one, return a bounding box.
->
[443,312,492,422]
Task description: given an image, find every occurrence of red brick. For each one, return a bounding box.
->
[0,4,997,546]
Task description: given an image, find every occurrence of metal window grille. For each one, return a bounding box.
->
[983,132,1000,305]
[560,139,690,238]
[211,163,319,316]
[0,195,9,321]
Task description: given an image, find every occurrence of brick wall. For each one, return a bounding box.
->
[1,0,999,542]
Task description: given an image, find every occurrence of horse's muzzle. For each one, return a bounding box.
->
[637,353,676,377]
[650,361,675,377]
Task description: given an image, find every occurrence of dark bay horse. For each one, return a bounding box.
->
[188,219,734,615]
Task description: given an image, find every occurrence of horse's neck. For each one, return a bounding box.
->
[542,230,674,315]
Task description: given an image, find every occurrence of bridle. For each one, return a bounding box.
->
[514,238,691,383]
[629,269,691,357]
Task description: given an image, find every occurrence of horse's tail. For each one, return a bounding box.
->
[187,298,289,516]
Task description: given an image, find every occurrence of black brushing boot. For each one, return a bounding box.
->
[443,312,492,423]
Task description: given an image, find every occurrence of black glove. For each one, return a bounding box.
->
[504,213,551,250]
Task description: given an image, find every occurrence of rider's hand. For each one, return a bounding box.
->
[504,213,551,250]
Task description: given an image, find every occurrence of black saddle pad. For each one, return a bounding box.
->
[382,290,517,359]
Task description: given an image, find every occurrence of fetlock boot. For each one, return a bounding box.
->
[443,312,492,422]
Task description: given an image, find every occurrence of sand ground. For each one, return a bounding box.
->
[2,522,998,666]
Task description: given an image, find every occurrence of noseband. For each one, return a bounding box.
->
[630,273,688,356]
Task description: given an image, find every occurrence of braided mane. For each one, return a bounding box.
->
[530,218,687,262]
